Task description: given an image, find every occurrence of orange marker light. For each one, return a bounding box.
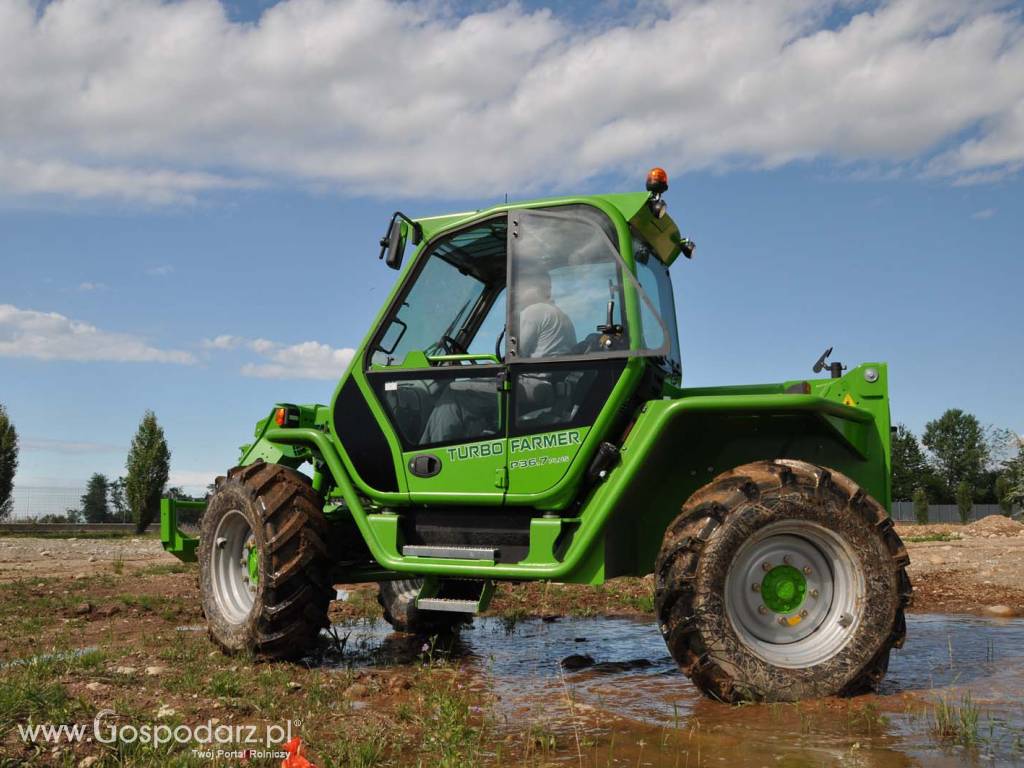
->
[274,407,287,427]
[646,167,669,194]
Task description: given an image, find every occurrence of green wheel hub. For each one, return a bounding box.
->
[246,542,259,586]
[761,564,806,614]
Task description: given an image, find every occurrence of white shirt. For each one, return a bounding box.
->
[518,302,577,358]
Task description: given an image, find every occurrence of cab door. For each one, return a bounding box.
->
[368,361,508,504]
[504,205,673,501]
[364,216,510,504]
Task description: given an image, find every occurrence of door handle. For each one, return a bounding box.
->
[408,454,442,478]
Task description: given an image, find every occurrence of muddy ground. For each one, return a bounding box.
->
[1,521,1023,766]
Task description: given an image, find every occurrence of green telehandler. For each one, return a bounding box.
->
[162,168,910,702]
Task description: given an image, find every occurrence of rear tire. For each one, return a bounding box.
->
[378,579,468,634]
[655,459,911,702]
[199,462,333,658]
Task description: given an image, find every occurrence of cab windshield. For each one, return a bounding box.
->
[369,209,678,371]
[370,218,507,367]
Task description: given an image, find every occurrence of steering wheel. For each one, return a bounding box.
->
[441,334,468,355]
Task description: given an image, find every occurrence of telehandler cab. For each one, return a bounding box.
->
[162,169,910,702]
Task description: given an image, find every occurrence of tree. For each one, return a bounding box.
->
[891,424,929,502]
[955,480,974,524]
[995,474,1014,516]
[109,476,130,522]
[63,507,84,524]
[912,487,929,525]
[1003,440,1024,512]
[922,410,988,501]
[125,411,170,533]
[0,404,18,521]
[80,473,110,523]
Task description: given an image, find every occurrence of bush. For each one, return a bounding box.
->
[912,487,929,525]
[955,480,973,524]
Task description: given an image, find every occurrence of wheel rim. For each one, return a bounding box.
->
[724,520,864,668]
[211,510,259,623]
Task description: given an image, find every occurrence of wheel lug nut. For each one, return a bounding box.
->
[761,561,772,572]
[778,617,788,626]
[758,605,768,615]
[803,566,812,576]
[751,583,761,592]
[810,589,819,599]
[782,555,791,565]
[800,610,808,618]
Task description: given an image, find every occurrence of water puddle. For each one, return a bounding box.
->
[320,614,1024,766]
[1,646,99,669]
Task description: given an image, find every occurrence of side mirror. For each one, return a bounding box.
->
[378,212,423,271]
[384,218,405,270]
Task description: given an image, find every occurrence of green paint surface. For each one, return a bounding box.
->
[160,189,893,592]
[247,545,259,586]
[761,565,806,614]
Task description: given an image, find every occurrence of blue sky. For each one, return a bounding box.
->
[1,0,1022,500]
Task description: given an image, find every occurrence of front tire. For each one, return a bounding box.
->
[199,462,333,658]
[655,459,911,702]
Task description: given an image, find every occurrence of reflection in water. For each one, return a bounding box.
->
[320,614,1024,767]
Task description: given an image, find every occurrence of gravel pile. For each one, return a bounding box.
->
[965,515,1024,538]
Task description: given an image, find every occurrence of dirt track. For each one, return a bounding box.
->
[897,518,1024,616]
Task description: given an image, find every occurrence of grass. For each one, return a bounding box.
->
[118,594,157,611]
[319,732,391,768]
[139,562,192,576]
[487,577,656,622]
[415,679,487,767]
[905,532,963,543]
[623,593,655,613]
[0,651,105,734]
[208,669,246,699]
[931,693,982,747]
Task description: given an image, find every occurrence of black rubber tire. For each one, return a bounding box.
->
[198,462,334,658]
[655,459,911,702]
[377,579,468,634]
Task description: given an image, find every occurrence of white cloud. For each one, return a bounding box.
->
[201,334,242,350]
[0,304,195,364]
[204,332,354,378]
[1,0,1023,204]
[146,265,175,277]
[971,208,996,220]
[0,153,260,205]
[168,469,219,492]
[239,339,355,380]
[77,281,105,291]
